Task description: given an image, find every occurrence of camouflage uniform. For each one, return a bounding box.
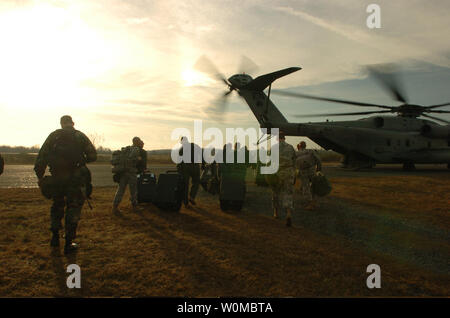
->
[271,140,296,215]
[34,126,97,245]
[136,147,147,175]
[112,145,143,207]
[296,149,321,202]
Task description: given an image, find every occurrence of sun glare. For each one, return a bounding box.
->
[0,3,115,111]
[181,68,212,87]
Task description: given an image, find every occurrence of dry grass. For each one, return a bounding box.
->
[330,175,450,229]
[0,174,448,297]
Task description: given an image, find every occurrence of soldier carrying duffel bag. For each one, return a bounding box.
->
[311,171,332,197]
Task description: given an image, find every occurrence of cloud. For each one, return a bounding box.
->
[2,0,450,150]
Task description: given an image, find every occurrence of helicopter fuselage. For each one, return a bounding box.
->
[275,116,450,164]
[237,81,450,166]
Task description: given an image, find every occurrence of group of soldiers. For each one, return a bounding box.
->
[272,131,322,227]
[31,116,322,254]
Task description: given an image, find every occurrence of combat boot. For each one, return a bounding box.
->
[64,225,78,255]
[50,230,60,247]
[112,205,121,215]
[273,209,279,219]
[64,242,79,255]
[286,209,292,227]
[304,201,315,211]
[132,204,140,213]
[286,217,292,227]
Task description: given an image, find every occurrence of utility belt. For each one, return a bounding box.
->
[40,165,92,200]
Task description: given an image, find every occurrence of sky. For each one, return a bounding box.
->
[0,0,449,150]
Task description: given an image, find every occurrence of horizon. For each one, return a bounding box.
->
[1,1,449,150]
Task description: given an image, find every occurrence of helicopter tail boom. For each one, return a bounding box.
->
[238,67,301,128]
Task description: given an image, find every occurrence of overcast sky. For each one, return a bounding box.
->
[1,0,449,150]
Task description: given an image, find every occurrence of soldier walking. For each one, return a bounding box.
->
[34,115,97,254]
[0,153,4,176]
[271,131,296,227]
[112,137,146,214]
[178,136,202,207]
[296,141,322,210]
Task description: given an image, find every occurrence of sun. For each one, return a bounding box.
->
[181,68,212,87]
[0,3,116,111]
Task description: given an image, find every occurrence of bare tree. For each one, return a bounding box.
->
[88,132,105,149]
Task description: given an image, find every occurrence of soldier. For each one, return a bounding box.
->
[271,131,296,227]
[112,137,145,214]
[296,141,322,210]
[136,138,147,175]
[178,136,202,207]
[34,115,97,254]
[0,153,4,175]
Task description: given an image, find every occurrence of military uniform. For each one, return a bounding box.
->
[178,142,203,206]
[112,145,143,209]
[136,147,147,174]
[34,126,97,252]
[271,140,296,219]
[0,153,4,175]
[296,148,321,202]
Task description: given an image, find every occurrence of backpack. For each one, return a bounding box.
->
[48,129,84,170]
[111,146,140,174]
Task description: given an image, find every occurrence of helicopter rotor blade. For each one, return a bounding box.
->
[194,55,229,86]
[367,64,408,104]
[426,109,450,113]
[291,110,392,118]
[425,102,450,109]
[204,90,234,122]
[421,113,450,124]
[237,55,259,75]
[271,90,393,109]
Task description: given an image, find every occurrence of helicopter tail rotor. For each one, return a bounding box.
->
[194,55,260,122]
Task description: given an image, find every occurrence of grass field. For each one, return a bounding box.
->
[0,171,448,297]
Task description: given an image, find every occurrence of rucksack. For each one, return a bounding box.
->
[111,146,140,174]
[48,129,84,170]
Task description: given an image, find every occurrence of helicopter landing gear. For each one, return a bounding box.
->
[402,163,416,171]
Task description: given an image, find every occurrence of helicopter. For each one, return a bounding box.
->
[195,57,450,170]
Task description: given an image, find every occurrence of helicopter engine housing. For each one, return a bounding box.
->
[420,124,450,139]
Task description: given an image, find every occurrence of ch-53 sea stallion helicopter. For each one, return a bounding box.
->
[195,56,450,170]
